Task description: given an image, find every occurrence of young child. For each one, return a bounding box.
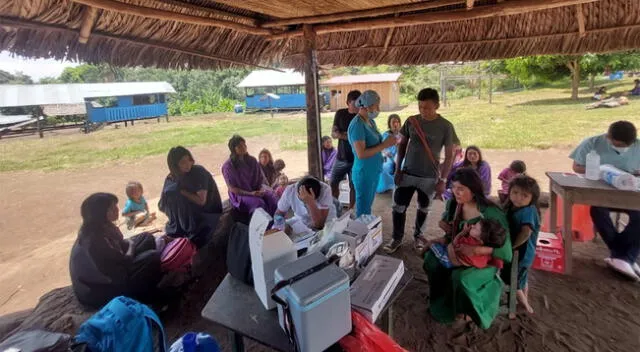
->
[430,218,507,269]
[274,173,289,200]
[122,181,156,229]
[498,160,527,204]
[502,175,541,314]
[272,159,286,188]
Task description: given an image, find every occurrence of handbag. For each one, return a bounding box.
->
[160,237,196,273]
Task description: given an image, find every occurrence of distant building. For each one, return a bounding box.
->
[237,69,310,111]
[0,82,176,124]
[322,73,402,112]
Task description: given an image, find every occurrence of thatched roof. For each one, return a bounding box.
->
[1,0,639,70]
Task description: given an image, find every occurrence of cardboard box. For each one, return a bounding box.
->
[533,231,565,274]
[350,255,404,322]
[336,220,370,267]
[249,208,298,310]
[355,215,383,255]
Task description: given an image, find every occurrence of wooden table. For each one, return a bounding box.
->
[546,172,640,274]
[202,271,413,352]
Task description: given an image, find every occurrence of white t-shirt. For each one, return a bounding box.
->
[277,182,337,230]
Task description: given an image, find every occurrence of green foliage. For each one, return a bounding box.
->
[0,70,33,84]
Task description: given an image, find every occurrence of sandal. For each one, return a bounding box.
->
[414,236,429,251]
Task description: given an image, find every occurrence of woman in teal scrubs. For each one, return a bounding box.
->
[348,90,397,216]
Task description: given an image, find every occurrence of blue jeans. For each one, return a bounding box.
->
[590,207,640,264]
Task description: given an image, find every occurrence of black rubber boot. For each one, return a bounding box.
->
[414,210,428,238]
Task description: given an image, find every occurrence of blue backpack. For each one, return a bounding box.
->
[74,296,166,352]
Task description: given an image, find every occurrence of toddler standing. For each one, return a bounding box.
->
[498,160,526,203]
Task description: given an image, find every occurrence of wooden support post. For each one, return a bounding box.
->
[35,106,44,138]
[478,77,481,100]
[303,24,323,179]
[78,6,99,44]
[489,73,493,104]
[439,69,447,107]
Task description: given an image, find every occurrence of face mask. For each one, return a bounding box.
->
[368,111,379,119]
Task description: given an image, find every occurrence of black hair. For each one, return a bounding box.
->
[259,149,274,166]
[509,160,527,174]
[417,88,439,103]
[478,219,507,248]
[228,134,247,167]
[297,176,322,200]
[503,175,541,217]
[322,136,332,147]
[274,159,286,172]
[451,167,495,207]
[346,90,362,103]
[167,146,194,180]
[387,114,401,131]
[79,192,118,238]
[462,145,484,168]
[608,121,637,145]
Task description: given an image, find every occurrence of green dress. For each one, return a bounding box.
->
[423,200,511,329]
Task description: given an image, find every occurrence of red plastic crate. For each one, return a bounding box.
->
[533,231,565,274]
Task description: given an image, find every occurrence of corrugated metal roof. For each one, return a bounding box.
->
[237,69,304,88]
[0,82,176,108]
[0,114,32,125]
[322,73,402,85]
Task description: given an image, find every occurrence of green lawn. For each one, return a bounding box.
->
[1,78,638,172]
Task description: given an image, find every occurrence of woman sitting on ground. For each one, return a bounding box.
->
[259,149,278,187]
[443,146,491,200]
[158,146,223,248]
[70,193,164,309]
[222,135,278,216]
[377,114,401,193]
[423,168,511,329]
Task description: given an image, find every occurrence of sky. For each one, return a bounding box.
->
[0,51,78,81]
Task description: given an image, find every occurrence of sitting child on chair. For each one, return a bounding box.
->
[429,219,506,269]
[122,181,156,229]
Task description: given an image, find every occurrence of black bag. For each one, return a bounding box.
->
[226,222,253,286]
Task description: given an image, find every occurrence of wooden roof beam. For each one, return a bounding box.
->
[262,0,465,28]
[78,6,99,44]
[70,0,271,35]
[267,0,598,39]
[315,0,599,34]
[576,4,586,37]
[153,0,258,26]
[0,16,282,71]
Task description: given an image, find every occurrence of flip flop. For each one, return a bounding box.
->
[605,258,640,281]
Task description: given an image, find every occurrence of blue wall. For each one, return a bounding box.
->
[87,94,168,123]
[245,93,307,110]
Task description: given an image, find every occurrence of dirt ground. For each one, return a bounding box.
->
[2,137,640,351]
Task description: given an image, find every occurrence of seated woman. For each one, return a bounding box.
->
[222,135,278,217]
[259,149,278,187]
[377,114,401,193]
[275,176,337,233]
[423,168,511,329]
[70,193,163,309]
[321,136,337,183]
[443,146,491,200]
[158,146,223,248]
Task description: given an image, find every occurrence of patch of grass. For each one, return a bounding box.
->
[1,78,638,172]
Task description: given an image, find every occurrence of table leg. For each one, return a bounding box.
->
[387,304,394,338]
[549,185,558,234]
[230,331,245,352]
[563,197,573,275]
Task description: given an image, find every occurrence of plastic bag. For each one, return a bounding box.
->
[339,311,408,352]
[169,332,220,352]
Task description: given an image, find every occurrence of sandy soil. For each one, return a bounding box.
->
[5,136,639,352]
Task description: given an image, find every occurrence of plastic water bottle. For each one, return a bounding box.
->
[273,214,286,231]
[585,150,600,180]
[600,164,639,191]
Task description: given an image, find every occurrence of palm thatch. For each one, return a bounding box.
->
[0,0,639,70]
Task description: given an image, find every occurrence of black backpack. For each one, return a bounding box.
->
[226,222,253,286]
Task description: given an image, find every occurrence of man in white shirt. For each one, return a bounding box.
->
[276,176,337,232]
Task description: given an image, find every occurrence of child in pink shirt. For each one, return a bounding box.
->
[498,160,526,204]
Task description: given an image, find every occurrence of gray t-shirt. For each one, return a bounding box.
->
[400,114,454,177]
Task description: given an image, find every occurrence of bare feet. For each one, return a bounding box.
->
[517,289,534,314]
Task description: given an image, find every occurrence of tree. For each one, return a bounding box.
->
[0,70,34,84]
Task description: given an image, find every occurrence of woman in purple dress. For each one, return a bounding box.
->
[443,146,492,200]
[321,136,337,182]
[222,135,278,216]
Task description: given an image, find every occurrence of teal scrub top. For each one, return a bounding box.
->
[347,115,383,173]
